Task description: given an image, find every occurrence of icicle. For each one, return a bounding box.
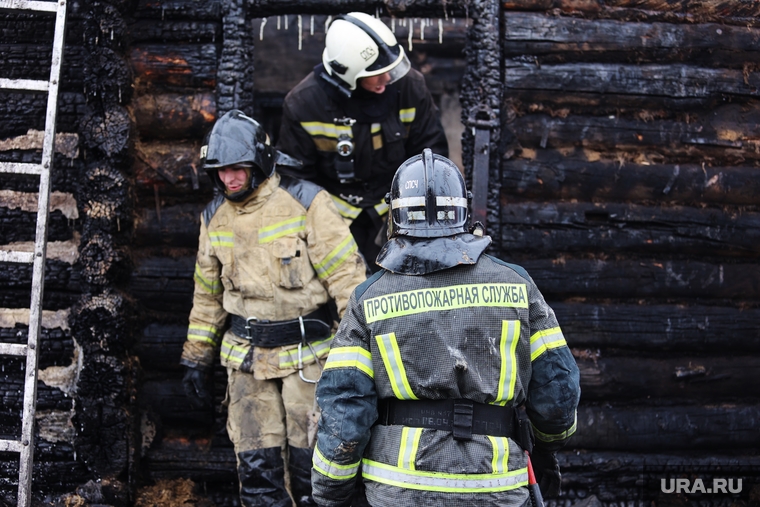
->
[325,15,332,32]
[420,18,425,41]
[118,87,121,103]
[439,18,443,44]
[161,8,164,20]
[408,19,413,51]
[310,15,314,35]
[375,6,380,18]
[284,15,288,30]
[110,29,113,40]
[298,15,302,50]
[277,16,281,30]
[260,18,267,41]
[95,36,98,44]
[391,17,395,33]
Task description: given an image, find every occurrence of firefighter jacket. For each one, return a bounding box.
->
[276,67,449,221]
[180,173,367,379]
[311,240,581,507]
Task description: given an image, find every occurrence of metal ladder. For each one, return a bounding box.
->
[0,0,68,505]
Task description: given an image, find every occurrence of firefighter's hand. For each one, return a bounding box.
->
[182,366,213,410]
[531,448,561,498]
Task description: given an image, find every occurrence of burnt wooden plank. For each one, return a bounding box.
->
[130,44,218,91]
[127,20,220,43]
[130,92,216,139]
[573,403,760,450]
[133,139,211,203]
[134,202,204,248]
[0,92,87,138]
[516,258,760,300]
[129,254,195,314]
[137,322,187,371]
[575,353,757,401]
[510,111,760,164]
[502,12,760,66]
[133,0,222,21]
[554,302,760,353]
[504,61,760,109]
[501,154,760,206]
[500,202,760,257]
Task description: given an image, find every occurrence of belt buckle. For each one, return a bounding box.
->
[244,317,258,339]
[340,193,363,206]
[452,400,474,441]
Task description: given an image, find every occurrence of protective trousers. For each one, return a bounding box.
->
[226,364,321,507]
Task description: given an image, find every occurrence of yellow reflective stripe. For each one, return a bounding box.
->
[399,108,416,123]
[398,427,423,470]
[313,445,360,480]
[324,346,374,378]
[533,411,577,443]
[371,123,382,134]
[314,235,358,279]
[258,216,306,243]
[494,320,520,406]
[278,336,333,369]
[487,436,510,474]
[220,340,248,365]
[373,200,389,216]
[530,326,567,361]
[300,121,352,139]
[330,195,362,220]
[362,459,528,493]
[187,324,221,345]
[375,333,418,400]
[363,284,528,324]
[194,263,223,295]
[208,231,234,248]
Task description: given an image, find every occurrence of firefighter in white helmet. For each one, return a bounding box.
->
[277,12,449,273]
[311,150,581,507]
[180,110,366,507]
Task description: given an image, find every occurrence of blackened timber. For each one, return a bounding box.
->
[137,322,186,371]
[133,139,210,202]
[605,0,760,20]
[0,44,86,87]
[504,61,760,101]
[134,203,204,248]
[511,113,760,164]
[553,302,760,353]
[0,209,76,243]
[133,0,222,21]
[573,403,760,451]
[130,44,218,91]
[129,255,195,314]
[240,0,470,17]
[501,155,760,206]
[130,93,216,139]
[143,441,236,482]
[502,13,760,67]
[499,202,760,257]
[575,354,757,401]
[128,20,219,43]
[517,258,760,300]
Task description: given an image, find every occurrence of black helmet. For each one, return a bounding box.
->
[200,110,275,202]
[386,149,471,239]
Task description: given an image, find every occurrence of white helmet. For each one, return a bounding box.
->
[322,12,411,93]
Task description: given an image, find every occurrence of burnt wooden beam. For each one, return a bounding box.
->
[502,12,760,67]
[553,302,760,353]
[501,154,760,206]
[129,254,195,314]
[573,403,760,451]
[130,44,218,92]
[130,93,216,139]
[499,202,760,257]
[241,0,470,17]
[128,20,220,43]
[143,440,236,483]
[133,139,210,202]
[575,353,757,402]
[510,111,760,164]
[516,258,760,300]
[0,92,86,139]
[134,203,204,248]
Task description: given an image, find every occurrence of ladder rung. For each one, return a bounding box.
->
[0,0,58,12]
[0,251,35,264]
[0,342,27,356]
[0,162,42,175]
[0,78,49,92]
[0,439,23,453]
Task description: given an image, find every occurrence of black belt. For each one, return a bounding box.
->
[377,398,517,441]
[229,305,332,347]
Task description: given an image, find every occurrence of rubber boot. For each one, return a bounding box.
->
[289,447,318,507]
[237,447,291,507]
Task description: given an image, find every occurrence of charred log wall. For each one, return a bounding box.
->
[496,2,760,505]
[0,0,137,503]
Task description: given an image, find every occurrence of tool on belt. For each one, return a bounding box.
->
[376,398,517,440]
[526,451,546,507]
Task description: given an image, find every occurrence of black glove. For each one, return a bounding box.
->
[531,448,561,498]
[182,366,213,410]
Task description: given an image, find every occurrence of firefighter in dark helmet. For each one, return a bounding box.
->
[277,12,449,272]
[179,110,366,507]
[311,149,581,507]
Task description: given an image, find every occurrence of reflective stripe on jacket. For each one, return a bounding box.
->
[312,254,580,507]
[181,173,366,379]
